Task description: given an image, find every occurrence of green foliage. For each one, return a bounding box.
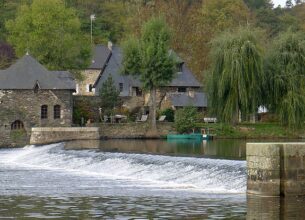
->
[5,0,91,70]
[244,0,273,9]
[73,99,95,125]
[160,108,175,122]
[265,30,305,128]
[207,27,264,124]
[175,107,198,134]
[99,76,120,116]
[122,17,175,129]
[195,122,302,138]
[122,17,175,90]
[10,129,27,141]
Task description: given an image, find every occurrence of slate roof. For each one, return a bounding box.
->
[168,92,207,107]
[94,46,141,96]
[88,45,111,69]
[0,54,75,90]
[94,44,202,95]
[169,65,201,87]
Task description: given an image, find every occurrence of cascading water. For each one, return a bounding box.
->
[0,143,246,197]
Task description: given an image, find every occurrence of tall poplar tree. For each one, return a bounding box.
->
[122,17,175,131]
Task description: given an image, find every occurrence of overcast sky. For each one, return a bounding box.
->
[272,0,287,7]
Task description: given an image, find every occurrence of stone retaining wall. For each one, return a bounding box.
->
[247,143,305,196]
[30,127,100,145]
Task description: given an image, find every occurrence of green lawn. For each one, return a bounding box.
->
[196,122,305,139]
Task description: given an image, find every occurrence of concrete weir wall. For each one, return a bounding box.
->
[247,143,305,196]
[30,127,100,145]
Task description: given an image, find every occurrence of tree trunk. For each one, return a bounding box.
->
[150,87,157,131]
[232,102,239,125]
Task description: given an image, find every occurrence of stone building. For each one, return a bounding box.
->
[0,54,75,146]
[93,44,207,112]
[74,43,112,96]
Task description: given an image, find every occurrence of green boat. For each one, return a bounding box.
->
[167,133,207,141]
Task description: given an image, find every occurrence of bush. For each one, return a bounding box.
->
[160,108,175,122]
[73,99,95,125]
[174,106,198,134]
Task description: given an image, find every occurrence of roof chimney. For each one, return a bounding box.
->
[108,41,113,51]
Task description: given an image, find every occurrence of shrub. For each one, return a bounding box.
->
[174,106,197,134]
[160,108,174,122]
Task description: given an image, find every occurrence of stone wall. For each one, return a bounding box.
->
[30,127,100,145]
[99,122,174,139]
[0,89,73,147]
[247,143,305,196]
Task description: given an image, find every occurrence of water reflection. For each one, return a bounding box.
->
[247,195,305,220]
[0,195,246,219]
[64,139,247,160]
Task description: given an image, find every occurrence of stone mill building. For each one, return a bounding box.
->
[0,54,76,146]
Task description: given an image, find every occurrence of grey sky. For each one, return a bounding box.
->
[272,0,287,7]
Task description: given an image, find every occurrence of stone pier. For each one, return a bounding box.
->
[247,143,305,196]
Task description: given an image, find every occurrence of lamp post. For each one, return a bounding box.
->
[90,14,96,44]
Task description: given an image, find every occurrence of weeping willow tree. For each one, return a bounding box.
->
[265,30,305,128]
[207,27,264,124]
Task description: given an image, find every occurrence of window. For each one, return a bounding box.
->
[54,105,61,119]
[41,105,48,119]
[177,63,183,72]
[89,84,93,92]
[74,84,79,95]
[11,120,24,130]
[119,83,123,92]
[135,87,142,96]
[178,87,186,93]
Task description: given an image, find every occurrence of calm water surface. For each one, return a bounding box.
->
[0,139,304,219]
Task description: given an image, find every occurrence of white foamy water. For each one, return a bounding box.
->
[0,143,246,196]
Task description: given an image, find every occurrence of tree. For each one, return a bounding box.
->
[207,27,264,125]
[122,17,175,131]
[286,0,293,8]
[99,75,120,116]
[0,41,15,69]
[190,0,250,81]
[174,106,197,134]
[6,0,91,70]
[264,30,305,128]
[243,0,273,9]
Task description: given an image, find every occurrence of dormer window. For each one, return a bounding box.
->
[177,63,183,72]
[33,81,40,93]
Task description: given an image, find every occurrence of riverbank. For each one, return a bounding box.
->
[1,122,304,148]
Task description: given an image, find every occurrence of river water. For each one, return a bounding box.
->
[0,139,304,219]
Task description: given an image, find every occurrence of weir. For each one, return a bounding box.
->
[247,143,305,196]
